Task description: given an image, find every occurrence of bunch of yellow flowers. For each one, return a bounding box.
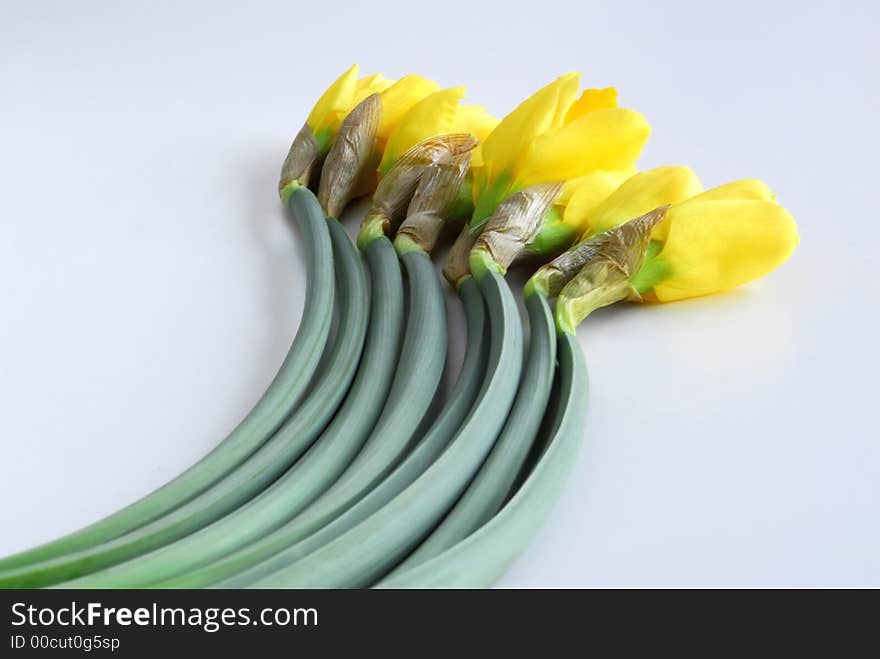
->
[0,63,799,591]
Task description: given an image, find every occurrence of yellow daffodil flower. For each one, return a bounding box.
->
[465,167,642,281]
[574,165,702,236]
[281,65,437,194]
[379,87,497,175]
[538,166,768,279]
[350,87,496,220]
[566,167,796,301]
[443,74,649,286]
[442,104,500,221]
[538,174,799,331]
[348,78,464,200]
[471,73,651,227]
[305,65,386,153]
[452,104,498,168]
[306,66,436,152]
[638,190,797,302]
[525,169,632,258]
[373,74,439,144]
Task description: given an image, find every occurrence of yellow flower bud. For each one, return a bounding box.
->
[533,172,800,317]
[579,173,799,302]
[375,74,439,142]
[472,73,650,227]
[280,67,437,195]
[380,88,497,175]
[304,64,362,150]
[583,166,703,236]
[646,197,799,302]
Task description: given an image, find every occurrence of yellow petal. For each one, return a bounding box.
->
[587,166,703,236]
[516,108,651,190]
[451,105,498,169]
[653,200,799,301]
[379,87,466,175]
[558,167,633,205]
[451,104,498,142]
[680,179,775,204]
[323,74,396,129]
[653,178,777,242]
[352,74,395,104]
[357,73,392,93]
[549,76,582,128]
[560,170,631,234]
[479,73,581,188]
[565,87,618,122]
[347,75,437,197]
[376,74,439,139]
[306,64,359,137]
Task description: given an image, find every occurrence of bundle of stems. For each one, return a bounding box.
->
[0,67,798,589]
[0,190,334,577]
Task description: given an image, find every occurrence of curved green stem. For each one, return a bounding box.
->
[151,245,447,588]
[377,330,588,588]
[1,215,360,589]
[211,275,487,588]
[249,270,522,588]
[391,290,555,573]
[0,187,335,573]
[155,236,405,589]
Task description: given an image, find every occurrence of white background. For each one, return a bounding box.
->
[1,1,877,587]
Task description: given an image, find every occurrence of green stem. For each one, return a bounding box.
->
[357,212,387,250]
[0,186,335,575]
[156,236,405,589]
[151,245,447,588]
[249,270,523,588]
[1,213,359,589]
[377,330,588,588]
[210,275,488,588]
[469,246,505,281]
[390,289,556,573]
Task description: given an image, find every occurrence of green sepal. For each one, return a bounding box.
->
[554,304,578,336]
[525,210,577,259]
[630,242,672,296]
[446,172,475,222]
[524,271,552,300]
[470,172,512,231]
[280,180,306,205]
[393,234,426,257]
[523,280,548,302]
[554,277,632,335]
[357,214,387,250]
[469,246,505,282]
[313,127,334,157]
